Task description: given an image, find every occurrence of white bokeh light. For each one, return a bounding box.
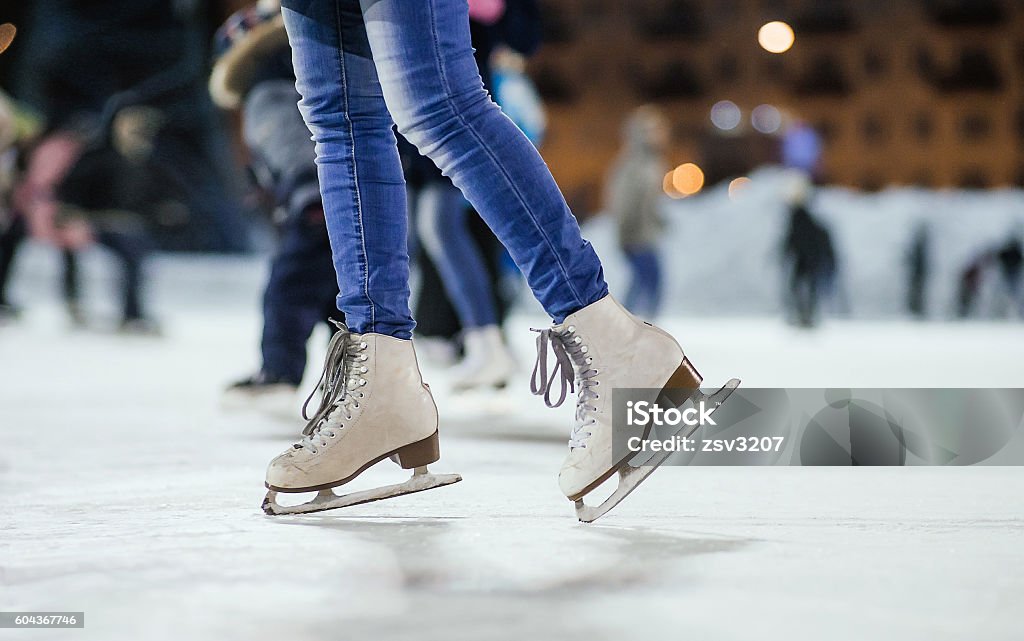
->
[758,21,795,54]
[710,100,742,131]
[752,104,783,134]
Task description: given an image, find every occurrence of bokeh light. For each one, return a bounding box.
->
[0,23,16,55]
[710,100,742,131]
[752,104,783,134]
[728,176,752,201]
[671,163,705,197]
[758,21,794,54]
[663,171,683,199]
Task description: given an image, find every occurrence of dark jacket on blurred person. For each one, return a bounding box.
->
[242,55,322,223]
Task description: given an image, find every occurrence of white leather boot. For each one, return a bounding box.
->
[263,326,461,514]
[449,325,517,392]
[531,295,738,520]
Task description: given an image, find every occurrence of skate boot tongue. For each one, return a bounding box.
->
[530,325,599,448]
[297,323,369,450]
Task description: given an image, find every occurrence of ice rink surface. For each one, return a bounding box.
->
[1,253,1022,641]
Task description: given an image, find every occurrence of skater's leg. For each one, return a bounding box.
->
[623,248,660,318]
[647,248,663,317]
[639,249,662,319]
[416,180,497,329]
[808,270,820,325]
[265,2,461,513]
[0,215,27,306]
[101,232,140,322]
[261,291,314,385]
[62,249,78,303]
[407,172,460,339]
[96,229,151,323]
[417,179,516,390]
[414,258,463,337]
[281,0,413,338]
[358,0,608,323]
[260,206,337,384]
[61,249,85,324]
[623,249,645,315]
[121,244,144,323]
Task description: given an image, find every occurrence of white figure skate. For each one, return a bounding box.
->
[262,324,461,515]
[450,325,517,392]
[222,371,300,419]
[532,296,739,522]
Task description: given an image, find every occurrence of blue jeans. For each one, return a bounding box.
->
[262,206,342,384]
[623,247,662,319]
[281,0,607,339]
[414,181,497,329]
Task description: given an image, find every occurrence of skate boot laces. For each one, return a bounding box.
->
[531,325,600,449]
[297,321,369,453]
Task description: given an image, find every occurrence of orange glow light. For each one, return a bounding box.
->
[671,163,705,197]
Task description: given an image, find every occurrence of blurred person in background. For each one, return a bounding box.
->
[905,222,930,319]
[782,176,836,328]
[605,106,669,320]
[955,232,1023,319]
[994,231,1022,318]
[211,1,345,409]
[410,0,541,391]
[14,106,173,334]
[0,89,41,321]
[10,0,251,253]
[778,122,839,326]
[956,252,986,319]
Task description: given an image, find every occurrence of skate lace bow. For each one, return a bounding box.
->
[531,326,599,448]
[298,321,368,451]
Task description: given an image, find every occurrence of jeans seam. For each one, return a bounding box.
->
[335,0,376,332]
[424,0,585,311]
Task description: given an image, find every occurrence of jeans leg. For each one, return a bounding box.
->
[649,251,663,317]
[416,180,497,329]
[359,0,607,323]
[638,249,662,318]
[261,209,338,383]
[97,230,150,322]
[625,248,662,318]
[282,0,414,338]
[62,249,80,308]
[623,250,643,315]
[122,251,143,322]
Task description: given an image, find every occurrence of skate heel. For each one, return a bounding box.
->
[394,431,441,469]
[659,357,704,406]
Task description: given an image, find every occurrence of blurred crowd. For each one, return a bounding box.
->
[0,1,1022,406]
[0,0,254,332]
[0,0,553,403]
